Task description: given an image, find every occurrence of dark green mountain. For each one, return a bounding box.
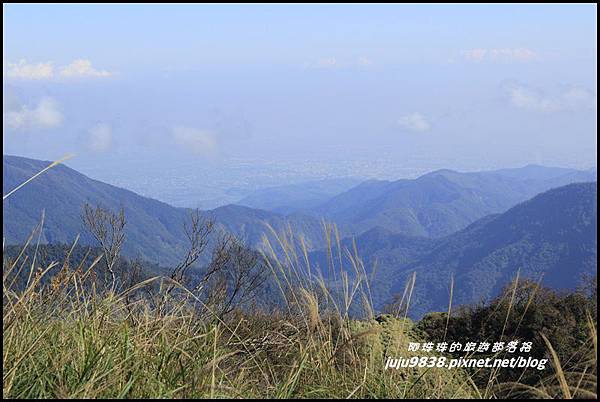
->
[309,166,596,238]
[3,155,327,265]
[4,155,596,318]
[320,182,597,317]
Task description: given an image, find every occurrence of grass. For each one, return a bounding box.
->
[3,158,597,399]
[2,222,478,398]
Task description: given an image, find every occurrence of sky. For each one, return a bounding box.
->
[2,4,598,205]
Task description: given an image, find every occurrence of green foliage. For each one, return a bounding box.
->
[416,277,598,389]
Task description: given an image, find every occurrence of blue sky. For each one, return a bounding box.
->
[3,4,598,186]
[4,4,597,71]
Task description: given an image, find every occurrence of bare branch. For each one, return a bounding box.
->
[81,203,126,292]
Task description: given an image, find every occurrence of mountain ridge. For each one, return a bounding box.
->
[307,165,596,238]
[317,182,598,317]
[3,155,328,265]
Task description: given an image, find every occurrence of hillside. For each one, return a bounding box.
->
[3,155,327,265]
[4,155,596,317]
[405,182,598,316]
[309,166,596,238]
[322,182,597,316]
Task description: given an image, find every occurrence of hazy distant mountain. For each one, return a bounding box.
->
[235,178,362,214]
[4,155,597,318]
[318,182,597,317]
[3,155,327,265]
[491,164,588,180]
[491,164,597,194]
[207,204,330,250]
[309,166,596,238]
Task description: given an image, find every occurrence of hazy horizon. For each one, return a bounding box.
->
[3,4,597,207]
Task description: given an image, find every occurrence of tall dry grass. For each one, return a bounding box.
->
[3,157,597,398]
[2,221,478,398]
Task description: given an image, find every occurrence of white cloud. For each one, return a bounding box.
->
[505,83,597,113]
[171,126,217,156]
[397,113,430,132]
[3,58,112,80]
[59,59,111,78]
[305,56,374,69]
[357,56,373,67]
[316,57,338,68]
[462,48,538,63]
[561,87,598,111]
[88,123,112,152]
[5,60,54,80]
[4,97,63,130]
[507,85,561,112]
